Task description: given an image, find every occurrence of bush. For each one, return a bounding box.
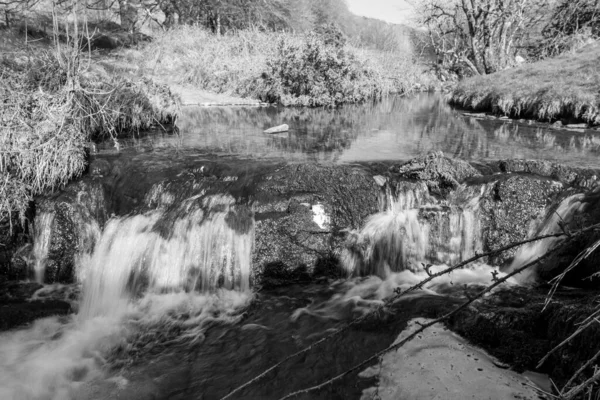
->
[247,27,383,107]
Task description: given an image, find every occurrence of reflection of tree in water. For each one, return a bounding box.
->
[174,95,600,166]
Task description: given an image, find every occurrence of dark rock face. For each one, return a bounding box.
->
[496,159,598,188]
[35,180,107,284]
[536,185,600,287]
[480,176,563,266]
[0,279,71,330]
[448,286,600,387]
[0,217,29,281]
[252,164,380,283]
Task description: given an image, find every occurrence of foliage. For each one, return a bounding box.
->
[449,42,600,125]
[531,0,600,59]
[243,26,385,107]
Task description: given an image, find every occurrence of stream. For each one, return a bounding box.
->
[2,93,599,400]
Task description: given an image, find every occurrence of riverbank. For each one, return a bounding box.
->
[449,41,600,126]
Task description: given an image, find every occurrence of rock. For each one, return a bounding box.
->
[536,186,600,287]
[263,124,289,134]
[448,286,600,388]
[565,123,588,129]
[35,180,107,284]
[252,164,380,284]
[390,151,481,196]
[496,159,598,188]
[480,175,563,265]
[515,55,526,64]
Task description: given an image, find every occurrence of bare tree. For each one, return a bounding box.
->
[420,0,546,75]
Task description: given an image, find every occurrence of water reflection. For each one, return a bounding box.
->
[109,94,600,167]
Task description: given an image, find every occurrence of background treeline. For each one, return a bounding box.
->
[0,0,414,53]
[420,0,599,78]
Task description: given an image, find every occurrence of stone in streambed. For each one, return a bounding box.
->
[390,151,481,195]
[360,317,542,400]
[263,124,289,134]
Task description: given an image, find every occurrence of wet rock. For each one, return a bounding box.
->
[36,180,107,283]
[390,151,481,196]
[448,286,600,388]
[496,159,599,188]
[0,280,72,331]
[537,186,600,287]
[0,214,31,281]
[480,176,563,265]
[253,164,380,282]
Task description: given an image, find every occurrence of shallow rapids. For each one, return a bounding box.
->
[3,160,580,399]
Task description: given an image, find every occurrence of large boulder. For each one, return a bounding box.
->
[252,164,381,284]
[480,175,563,265]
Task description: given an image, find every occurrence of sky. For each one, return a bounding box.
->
[346,0,416,25]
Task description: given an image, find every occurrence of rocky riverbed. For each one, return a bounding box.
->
[1,151,599,398]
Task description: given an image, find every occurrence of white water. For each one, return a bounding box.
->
[31,212,55,283]
[80,194,254,318]
[0,194,254,400]
[508,193,586,282]
[0,290,250,400]
[293,264,516,322]
[343,183,485,277]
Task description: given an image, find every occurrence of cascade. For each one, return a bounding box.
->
[78,194,254,319]
[343,182,486,277]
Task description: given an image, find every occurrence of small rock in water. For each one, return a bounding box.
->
[263,124,289,134]
[565,123,588,129]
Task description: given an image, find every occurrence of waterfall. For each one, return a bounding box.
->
[0,193,254,400]
[343,183,485,277]
[31,212,55,283]
[78,194,254,319]
[508,193,585,280]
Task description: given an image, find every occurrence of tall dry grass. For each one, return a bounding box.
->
[0,36,179,228]
[119,26,280,94]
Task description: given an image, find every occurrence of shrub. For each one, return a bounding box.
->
[247,27,383,107]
